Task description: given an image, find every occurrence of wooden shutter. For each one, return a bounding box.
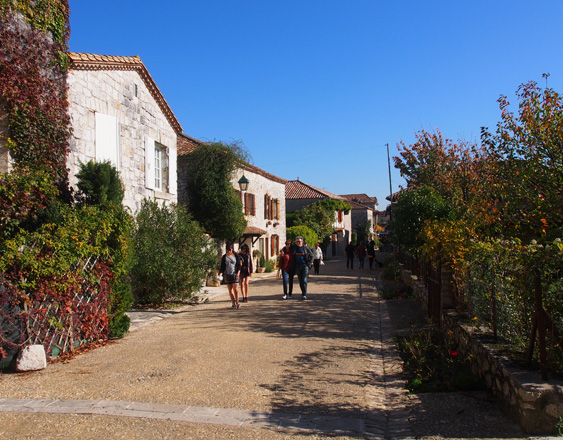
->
[95,112,120,169]
[168,147,177,195]
[276,200,280,220]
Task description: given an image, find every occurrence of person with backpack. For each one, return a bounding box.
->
[291,236,314,300]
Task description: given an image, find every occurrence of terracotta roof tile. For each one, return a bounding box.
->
[68,52,182,133]
[341,193,377,205]
[285,180,345,200]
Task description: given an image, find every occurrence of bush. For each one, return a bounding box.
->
[131,200,216,306]
[75,160,124,206]
[286,225,318,247]
[264,259,275,273]
[75,162,134,338]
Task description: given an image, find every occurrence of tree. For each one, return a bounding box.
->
[294,199,351,246]
[75,160,124,206]
[184,142,248,241]
[389,186,454,255]
[481,75,563,241]
[286,225,318,248]
[394,129,486,216]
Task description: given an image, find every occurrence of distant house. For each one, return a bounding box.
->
[285,179,352,258]
[177,134,287,263]
[234,164,287,263]
[340,194,379,241]
[66,53,182,212]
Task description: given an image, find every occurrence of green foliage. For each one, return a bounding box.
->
[317,199,351,214]
[0,169,60,240]
[293,199,350,245]
[382,257,402,282]
[286,212,297,228]
[75,160,124,207]
[0,203,133,357]
[75,162,134,338]
[390,186,454,255]
[396,325,483,393]
[355,220,372,245]
[264,258,275,273]
[131,200,216,306]
[184,142,247,240]
[286,225,318,248]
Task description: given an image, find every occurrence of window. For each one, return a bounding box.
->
[264,194,280,220]
[244,193,256,216]
[154,144,162,190]
[144,137,176,194]
[338,210,344,223]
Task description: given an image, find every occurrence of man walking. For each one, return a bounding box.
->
[292,236,314,300]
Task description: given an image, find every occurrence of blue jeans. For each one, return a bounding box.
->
[282,270,289,295]
[287,267,295,295]
[295,264,310,295]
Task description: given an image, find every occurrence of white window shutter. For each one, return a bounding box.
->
[95,113,120,169]
[168,147,177,195]
[145,135,155,189]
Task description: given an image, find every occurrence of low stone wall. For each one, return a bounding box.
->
[401,269,563,435]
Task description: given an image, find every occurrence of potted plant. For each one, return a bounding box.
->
[252,249,265,273]
[206,269,220,287]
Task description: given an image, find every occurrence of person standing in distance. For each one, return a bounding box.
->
[312,242,323,275]
[291,236,314,300]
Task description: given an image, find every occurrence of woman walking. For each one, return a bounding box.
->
[239,244,253,302]
[278,248,290,299]
[219,243,242,309]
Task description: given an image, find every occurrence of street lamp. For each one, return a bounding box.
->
[238,174,249,192]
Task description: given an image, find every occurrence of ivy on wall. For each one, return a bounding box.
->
[0,1,133,364]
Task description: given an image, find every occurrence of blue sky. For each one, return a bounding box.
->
[68,1,563,209]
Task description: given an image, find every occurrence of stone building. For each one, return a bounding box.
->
[177,133,287,265]
[340,194,379,241]
[285,179,352,258]
[66,53,182,212]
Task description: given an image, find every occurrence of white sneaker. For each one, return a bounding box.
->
[282,295,288,299]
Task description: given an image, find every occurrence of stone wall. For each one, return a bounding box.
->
[401,268,563,435]
[67,69,177,213]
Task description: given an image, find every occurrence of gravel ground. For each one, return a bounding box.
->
[0,260,529,439]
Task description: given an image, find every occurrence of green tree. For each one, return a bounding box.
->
[131,200,216,306]
[294,199,351,245]
[184,142,248,241]
[286,225,318,248]
[75,160,124,206]
[390,186,454,255]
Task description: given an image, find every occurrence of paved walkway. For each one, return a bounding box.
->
[0,259,414,439]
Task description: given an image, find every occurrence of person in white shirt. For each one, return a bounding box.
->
[312,242,323,275]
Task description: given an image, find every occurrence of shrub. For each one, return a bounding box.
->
[286,225,318,248]
[75,160,124,206]
[264,259,275,273]
[131,200,216,306]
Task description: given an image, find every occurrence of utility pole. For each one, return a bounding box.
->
[386,143,393,200]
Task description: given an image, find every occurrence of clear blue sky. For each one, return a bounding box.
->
[68,1,563,209]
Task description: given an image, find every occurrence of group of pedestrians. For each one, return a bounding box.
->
[277,237,319,300]
[344,240,378,270]
[218,243,253,309]
[218,237,322,308]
